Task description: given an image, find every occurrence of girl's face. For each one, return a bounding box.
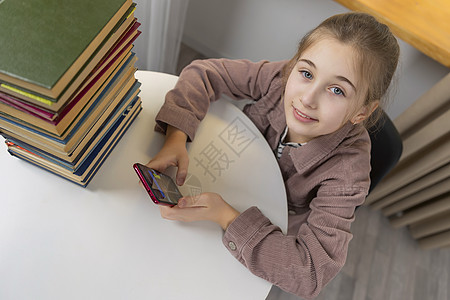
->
[284,38,374,144]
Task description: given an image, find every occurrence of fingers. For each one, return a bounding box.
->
[177,194,206,208]
[160,194,206,223]
[144,146,189,186]
[159,204,205,222]
[145,159,169,173]
[159,193,239,229]
[175,155,189,186]
[159,205,177,220]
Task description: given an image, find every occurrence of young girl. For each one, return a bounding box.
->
[146,12,399,299]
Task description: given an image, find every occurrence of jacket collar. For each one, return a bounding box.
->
[291,122,356,174]
[267,98,287,147]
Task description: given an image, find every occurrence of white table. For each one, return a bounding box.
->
[0,71,287,300]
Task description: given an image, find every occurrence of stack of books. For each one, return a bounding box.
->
[0,0,142,187]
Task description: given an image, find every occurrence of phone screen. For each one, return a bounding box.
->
[134,163,183,205]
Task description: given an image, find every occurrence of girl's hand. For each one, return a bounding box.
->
[160,193,240,230]
[146,126,189,185]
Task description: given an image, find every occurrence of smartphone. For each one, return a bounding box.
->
[133,163,183,206]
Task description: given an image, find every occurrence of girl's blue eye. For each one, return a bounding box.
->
[300,70,313,80]
[331,87,345,96]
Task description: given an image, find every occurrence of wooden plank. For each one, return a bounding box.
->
[367,215,396,300]
[371,163,450,212]
[410,211,450,239]
[333,0,450,67]
[418,230,450,250]
[380,176,450,215]
[400,110,450,163]
[394,73,450,138]
[366,138,450,205]
[389,195,450,228]
[384,226,418,300]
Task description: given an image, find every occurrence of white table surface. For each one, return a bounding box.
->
[0,70,287,300]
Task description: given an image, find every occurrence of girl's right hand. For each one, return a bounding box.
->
[145,125,189,186]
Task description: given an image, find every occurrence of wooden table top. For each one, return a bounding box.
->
[334,0,450,67]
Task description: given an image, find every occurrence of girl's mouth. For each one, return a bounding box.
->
[292,105,318,122]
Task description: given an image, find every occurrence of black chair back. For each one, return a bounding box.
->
[367,111,403,193]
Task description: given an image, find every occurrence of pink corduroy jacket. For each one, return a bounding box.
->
[155,59,371,299]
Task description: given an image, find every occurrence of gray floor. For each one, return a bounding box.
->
[177,44,450,300]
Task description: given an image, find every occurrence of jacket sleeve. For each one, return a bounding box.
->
[222,150,369,299]
[154,58,286,141]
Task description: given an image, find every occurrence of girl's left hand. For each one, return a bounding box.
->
[159,192,240,230]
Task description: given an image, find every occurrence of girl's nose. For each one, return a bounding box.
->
[300,87,318,109]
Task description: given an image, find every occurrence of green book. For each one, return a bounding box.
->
[0,0,132,99]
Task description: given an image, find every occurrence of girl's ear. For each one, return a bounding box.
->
[351,100,380,124]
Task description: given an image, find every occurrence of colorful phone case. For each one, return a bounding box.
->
[133,163,182,206]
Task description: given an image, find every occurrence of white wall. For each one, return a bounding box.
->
[182,0,449,120]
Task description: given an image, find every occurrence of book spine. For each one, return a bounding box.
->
[0,83,53,106]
